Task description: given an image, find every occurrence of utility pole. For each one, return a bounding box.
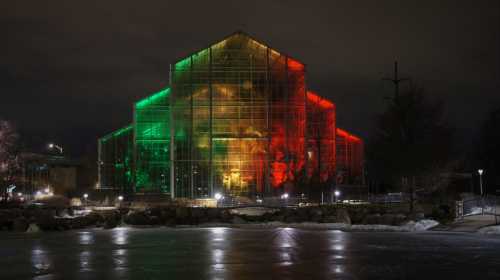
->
[382,61,410,103]
[382,61,414,211]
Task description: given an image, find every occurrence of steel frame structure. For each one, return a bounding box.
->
[98,31,363,198]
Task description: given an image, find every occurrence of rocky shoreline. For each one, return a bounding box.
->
[0,204,440,233]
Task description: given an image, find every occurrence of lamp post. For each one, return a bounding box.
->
[214,192,223,207]
[48,143,63,154]
[334,190,340,203]
[83,193,88,207]
[281,193,289,207]
[478,169,484,196]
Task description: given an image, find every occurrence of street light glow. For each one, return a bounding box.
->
[118,195,124,201]
[334,190,340,197]
[478,169,484,175]
[214,193,223,200]
[83,193,89,199]
[48,143,63,154]
[281,193,289,199]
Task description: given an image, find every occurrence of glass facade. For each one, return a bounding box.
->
[336,128,364,184]
[98,125,134,193]
[98,32,363,198]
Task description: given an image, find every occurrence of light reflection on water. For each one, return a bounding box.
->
[209,228,229,280]
[79,251,92,271]
[78,231,94,245]
[25,227,352,279]
[31,244,52,274]
[9,227,485,279]
[111,227,129,245]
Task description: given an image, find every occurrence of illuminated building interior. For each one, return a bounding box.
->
[98,31,363,198]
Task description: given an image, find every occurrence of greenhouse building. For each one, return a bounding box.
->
[97,31,363,199]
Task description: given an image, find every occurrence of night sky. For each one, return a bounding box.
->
[2,0,499,156]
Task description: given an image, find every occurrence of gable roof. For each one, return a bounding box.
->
[172,30,305,68]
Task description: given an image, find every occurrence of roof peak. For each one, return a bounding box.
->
[172,30,305,67]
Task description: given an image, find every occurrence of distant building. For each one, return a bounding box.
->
[98,31,364,198]
[17,153,80,197]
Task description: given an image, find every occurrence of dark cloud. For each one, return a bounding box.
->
[1,0,499,155]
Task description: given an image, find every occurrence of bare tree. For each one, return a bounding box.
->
[367,85,453,212]
[0,120,20,200]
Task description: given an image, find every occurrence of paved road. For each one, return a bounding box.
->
[1,227,500,279]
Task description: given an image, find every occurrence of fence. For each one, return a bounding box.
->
[457,195,500,224]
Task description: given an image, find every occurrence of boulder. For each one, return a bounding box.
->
[124,211,150,225]
[26,223,40,233]
[309,208,323,222]
[362,213,382,225]
[206,208,221,221]
[296,208,310,222]
[13,217,29,231]
[103,211,121,229]
[35,210,58,231]
[231,216,247,224]
[56,208,69,218]
[175,207,192,224]
[322,215,339,223]
[336,209,351,225]
[219,209,233,223]
[375,214,408,226]
[191,207,207,224]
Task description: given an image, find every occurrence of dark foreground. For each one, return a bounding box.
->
[1,228,500,280]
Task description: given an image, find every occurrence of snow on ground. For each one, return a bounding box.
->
[469,207,483,215]
[203,219,439,232]
[478,225,500,235]
[404,219,440,231]
[229,207,278,216]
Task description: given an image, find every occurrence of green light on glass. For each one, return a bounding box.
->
[135,88,170,109]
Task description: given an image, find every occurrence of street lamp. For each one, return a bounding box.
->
[478,169,484,196]
[48,143,63,154]
[334,190,340,203]
[118,195,124,201]
[83,193,88,207]
[214,192,223,208]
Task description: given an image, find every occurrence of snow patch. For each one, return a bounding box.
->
[404,219,440,231]
[229,207,277,216]
[219,219,439,232]
[478,225,500,235]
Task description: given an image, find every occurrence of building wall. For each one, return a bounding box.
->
[336,128,364,184]
[306,91,336,184]
[98,32,364,198]
[98,125,134,193]
[171,33,306,198]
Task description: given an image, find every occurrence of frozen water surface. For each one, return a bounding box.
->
[1,227,500,279]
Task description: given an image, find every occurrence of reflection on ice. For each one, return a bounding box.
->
[212,249,224,263]
[31,244,52,274]
[332,244,344,251]
[79,251,92,271]
[113,249,128,269]
[332,265,344,274]
[210,227,227,242]
[276,227,297,248]
[2,227,498,279]
[78,231,94,245]
[112,227,129,245]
